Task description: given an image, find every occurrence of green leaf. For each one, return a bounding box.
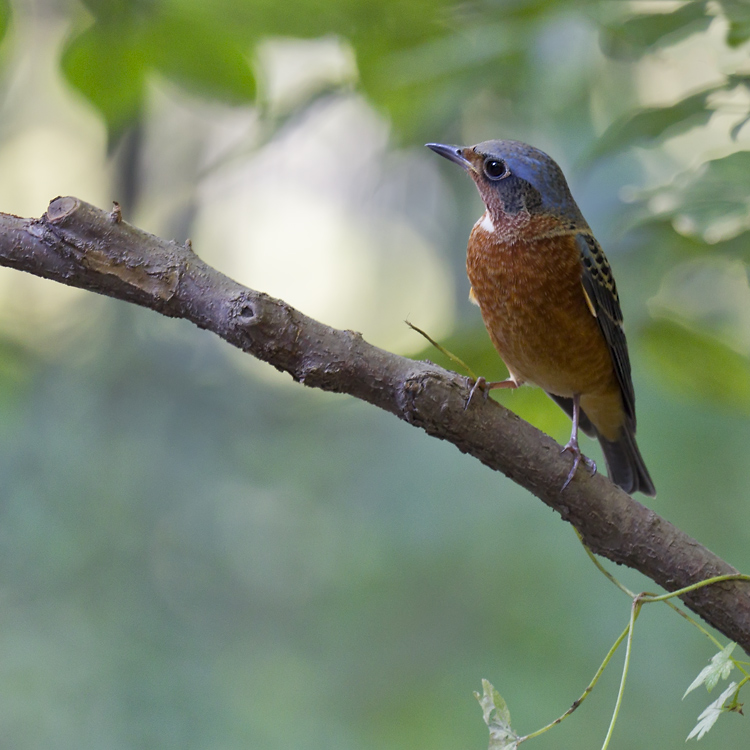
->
[78,0,148,20]
[0,0,10,46]
[684,643,736,698]
[588,86,718,161]
[599,1,711,60]
[375,23,519,89]
[722,0,750,46]
[143,13,255,104]
[687,682,739,741]
[61,21,148,137]
[474,680,519,750]
[640,320,750,412]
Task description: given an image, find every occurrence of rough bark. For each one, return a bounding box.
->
[2,197,749,652]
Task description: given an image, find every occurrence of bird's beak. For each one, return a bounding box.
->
[426,143,476,173]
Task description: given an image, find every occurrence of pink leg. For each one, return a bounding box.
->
[465,375,519,410]
[560,394,597,491]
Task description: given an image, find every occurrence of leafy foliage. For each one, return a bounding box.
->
[598,0,712,59]
[722,0,750,46]
[62,3,256,138]
[593,1,750,415]
[586,86,718,161]
[58,0,602,148]
[60,0,464,139]
[590,73,750,160]
[681,641,746,742]
[630,151,750,241]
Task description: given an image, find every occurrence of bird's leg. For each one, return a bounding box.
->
[465,376,518,410]
[560,394,597,491]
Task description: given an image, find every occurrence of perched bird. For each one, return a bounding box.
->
[427,140,655,496]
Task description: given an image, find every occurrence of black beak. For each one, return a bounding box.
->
[426,143,475,172]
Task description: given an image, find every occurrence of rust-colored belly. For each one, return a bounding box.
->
[467,230,617,402]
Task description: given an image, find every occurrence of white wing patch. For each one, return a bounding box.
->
[468,287,480,306]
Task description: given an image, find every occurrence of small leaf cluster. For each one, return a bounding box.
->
[684,643,747,741]
[474,574,749,749]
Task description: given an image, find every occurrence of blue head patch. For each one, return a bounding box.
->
[472,140,586,225]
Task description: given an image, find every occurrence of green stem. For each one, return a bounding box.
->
[601,599,642,750]
[573,535,750,748]
[639,573,750,604]
[663,599,724,649]
[518,623,631,743]
[577,535,635,598]
[664,601,750,679]
[581,538,750,670]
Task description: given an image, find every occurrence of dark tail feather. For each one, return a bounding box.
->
[598,429,656,497]
[546,392,655,496]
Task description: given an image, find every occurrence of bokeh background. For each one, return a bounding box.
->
[0,0,748,747]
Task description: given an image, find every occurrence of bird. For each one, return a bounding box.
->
[426,139,655,496]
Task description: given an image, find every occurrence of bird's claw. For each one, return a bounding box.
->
[560,439,596,491]
[465,376,490,410]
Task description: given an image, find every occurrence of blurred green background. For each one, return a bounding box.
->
[0,0,749,747]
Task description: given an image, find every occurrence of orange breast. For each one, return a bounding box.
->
[466,226,623,435]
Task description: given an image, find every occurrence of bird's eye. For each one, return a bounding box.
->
[483,158,508,180]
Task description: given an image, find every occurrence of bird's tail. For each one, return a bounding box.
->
[598,428,655,497]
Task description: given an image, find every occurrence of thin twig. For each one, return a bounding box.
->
[405,319,476,379]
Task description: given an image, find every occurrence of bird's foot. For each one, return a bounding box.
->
[560,438,597,491]
[465,377,490,410]
[464,376,519,410]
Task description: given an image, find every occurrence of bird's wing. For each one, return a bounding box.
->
[575,232,636,426]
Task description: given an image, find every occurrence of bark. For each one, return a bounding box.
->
[2,197,749,652]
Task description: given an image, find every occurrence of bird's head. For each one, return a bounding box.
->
[427,140,586,229]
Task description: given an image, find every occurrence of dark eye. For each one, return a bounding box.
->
[483,158,508,180]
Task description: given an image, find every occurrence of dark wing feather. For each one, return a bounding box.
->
[574,233,636,427]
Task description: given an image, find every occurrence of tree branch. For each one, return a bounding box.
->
[3,197,749,652]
